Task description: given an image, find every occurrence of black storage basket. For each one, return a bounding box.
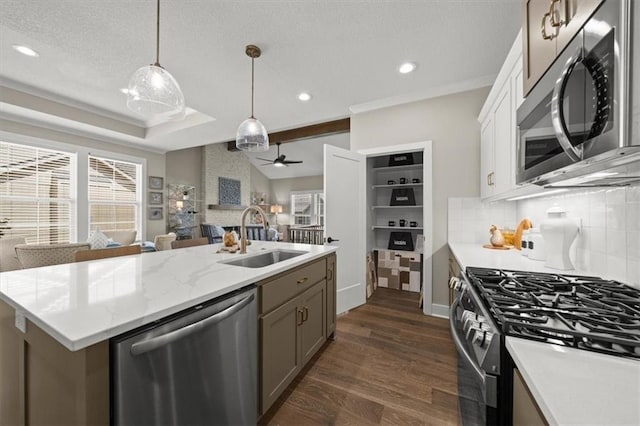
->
[388,232,414,251]
[389,188,416,206]
[388,153,414,166]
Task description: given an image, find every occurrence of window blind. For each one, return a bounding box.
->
[0,141,74,244]
[88,156,140,232]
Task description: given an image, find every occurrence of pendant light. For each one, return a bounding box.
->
[126,0,185,120]
[236,45,269,152]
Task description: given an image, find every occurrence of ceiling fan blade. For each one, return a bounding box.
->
[283,160,303,164]
[256,157,274,162]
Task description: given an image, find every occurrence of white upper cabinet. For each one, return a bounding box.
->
[478,30,541,202]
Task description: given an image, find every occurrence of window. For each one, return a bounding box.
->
[0,141,75,244]
[88,156,141,233]
[290,191,324,226]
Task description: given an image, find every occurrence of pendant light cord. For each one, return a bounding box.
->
[155,0,160,66]
[250,57,255,119]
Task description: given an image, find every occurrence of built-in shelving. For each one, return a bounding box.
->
[371,164,423,172]
[371,183,423,189]
[371,205,422,210]
[207,204,269,211]
[371,226,423,230]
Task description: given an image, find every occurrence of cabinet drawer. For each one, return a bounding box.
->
[260,258,326,314]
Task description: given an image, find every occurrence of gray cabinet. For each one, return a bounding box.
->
[260,294,302,412]
[258,255,335,416]
[523,0,604,95]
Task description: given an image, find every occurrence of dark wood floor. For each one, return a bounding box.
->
[260,288,461,425]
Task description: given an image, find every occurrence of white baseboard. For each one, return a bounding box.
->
[336,283,366,315]
[431,303,450,319]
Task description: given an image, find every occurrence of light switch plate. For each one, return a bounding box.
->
[15,311,26,333]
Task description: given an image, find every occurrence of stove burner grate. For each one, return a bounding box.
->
[466,267,640,359]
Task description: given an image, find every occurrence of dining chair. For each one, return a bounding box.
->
[14,242,91,269]
[75,245,142,262]
[170,237,209,249]
[0,237,26,272]
[153,233,176,251]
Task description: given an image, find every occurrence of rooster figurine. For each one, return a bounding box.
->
[489,225,505,247]
[513,218,533,250]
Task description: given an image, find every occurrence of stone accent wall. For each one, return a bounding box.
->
[202,143,251,226]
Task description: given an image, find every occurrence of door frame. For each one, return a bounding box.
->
[356,141,433,315]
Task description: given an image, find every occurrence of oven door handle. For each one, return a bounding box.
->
[551,45,584,162]
[449,297,485,386]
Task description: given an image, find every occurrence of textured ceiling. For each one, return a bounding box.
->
[0,0,521,153]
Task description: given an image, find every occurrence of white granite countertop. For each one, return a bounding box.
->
[0,241,337,351]
[449,242,640,426]
[507,337,640,426]
[448,242,596,276]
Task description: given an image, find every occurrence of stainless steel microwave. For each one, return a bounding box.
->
[516,0,640,187]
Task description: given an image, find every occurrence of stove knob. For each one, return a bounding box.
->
[448,277,462,290]
[448,277,457,289]
[473,330,494,348]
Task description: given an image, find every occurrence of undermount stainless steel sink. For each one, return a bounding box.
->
[220,249,307,268]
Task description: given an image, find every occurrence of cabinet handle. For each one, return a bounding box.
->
[486,173,491,186]
[297,277,308,285]
[328,268,333,281]
[302,306,309,322]
[548,0,564,27]
[541,12,556,40]
[297,309,304,326]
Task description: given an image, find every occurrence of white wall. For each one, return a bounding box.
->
[1,118,166,241]
[350,87,490,306]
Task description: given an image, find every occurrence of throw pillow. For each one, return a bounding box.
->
[87,230,110,249]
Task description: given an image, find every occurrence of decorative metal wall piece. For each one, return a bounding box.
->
[219,177,241,205]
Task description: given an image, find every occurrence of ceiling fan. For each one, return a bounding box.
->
[256,142,303,167]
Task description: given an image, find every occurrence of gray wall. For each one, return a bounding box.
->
[350,87,490,306]
[1,119,167,241]
[270,175,324,225]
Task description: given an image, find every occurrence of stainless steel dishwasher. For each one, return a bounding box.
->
[111,285,257,426]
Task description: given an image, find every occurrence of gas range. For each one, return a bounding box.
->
[465,267,640,359]
[449,266,640,425]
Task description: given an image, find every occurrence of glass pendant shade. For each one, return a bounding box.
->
[127,64,185,120]
[236,117,269,151]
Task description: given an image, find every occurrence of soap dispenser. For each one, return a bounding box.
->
[540,206,578,270]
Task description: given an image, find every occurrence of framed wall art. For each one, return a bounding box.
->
[148,207,163,220]
[148,176,164,190]
[218,177,241,205]
[149,192,163,205]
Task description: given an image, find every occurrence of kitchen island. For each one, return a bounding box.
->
[0,241,337,425]
[449,242,640,426]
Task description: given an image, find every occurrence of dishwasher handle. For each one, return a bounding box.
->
[130,293,255,356]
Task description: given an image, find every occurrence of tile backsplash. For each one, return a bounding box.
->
[448,198,517,245]
[517,184,640,288]
[448,183,640,288]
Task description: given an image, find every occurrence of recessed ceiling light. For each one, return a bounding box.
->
[298,92,311,101]
[12,44,39,57]
[120,88,130,94]
[398,62,416,74]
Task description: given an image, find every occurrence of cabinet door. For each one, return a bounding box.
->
[523,0,558,95]
[260,296,301,413]
[326,254,337,338]
[299,280,326,366]
[513,369,547,425]
[556,0,604,54]
[493,85,513,195]
[480,117,495,199]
